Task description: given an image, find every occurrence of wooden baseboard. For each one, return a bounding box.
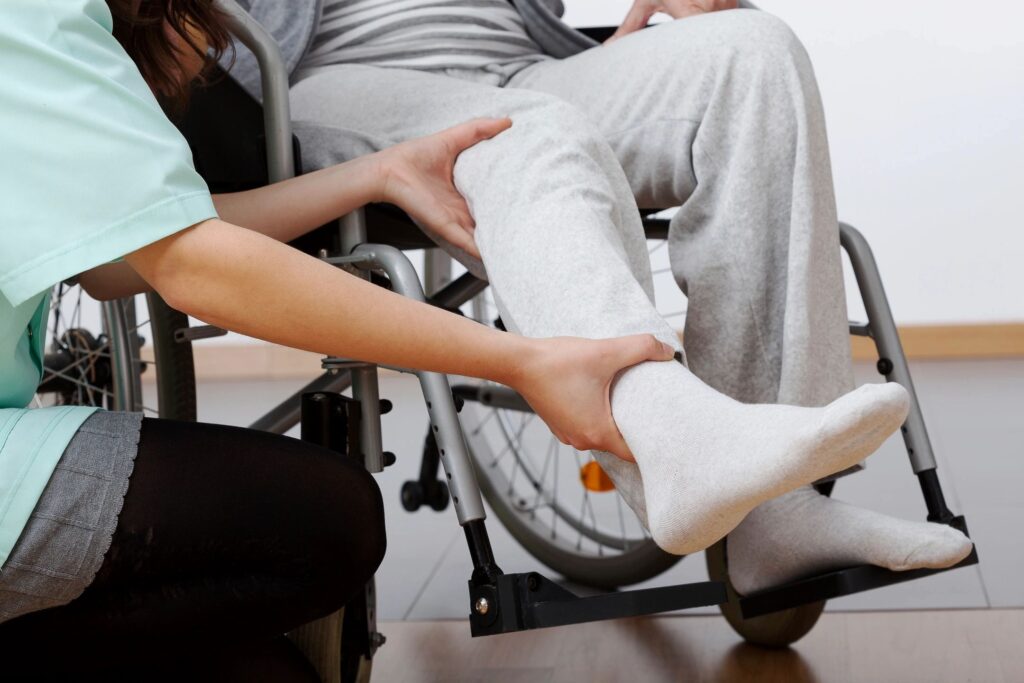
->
[140,343,324,381]
[152,323,1024,381]
[849,323,1024,361]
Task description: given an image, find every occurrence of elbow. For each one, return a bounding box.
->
[127,223,211,318]
[78,275,119,302]
[148,257,208,320]
[78,264,147,301]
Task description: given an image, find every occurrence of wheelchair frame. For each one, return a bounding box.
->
[216,0,976,643]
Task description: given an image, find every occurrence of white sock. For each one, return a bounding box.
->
[604,361,910,555]
[726,486,974,595]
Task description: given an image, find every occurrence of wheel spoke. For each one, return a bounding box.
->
[41,365,116,400]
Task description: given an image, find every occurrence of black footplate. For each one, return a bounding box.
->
[739,515,978,619]
[469,571,727,637]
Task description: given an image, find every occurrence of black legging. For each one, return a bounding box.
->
[0,418,387,681]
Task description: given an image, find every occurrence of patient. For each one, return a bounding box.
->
[229,0,973,591]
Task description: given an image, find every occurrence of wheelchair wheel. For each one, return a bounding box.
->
[289,578,377,683]
[35,284,197,420]
[704,538,825,648]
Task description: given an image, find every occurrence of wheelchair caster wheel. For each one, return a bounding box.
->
[428,481,450,511]
[401,481,424,512]
[706,539,825,648]
[401,480,450,512]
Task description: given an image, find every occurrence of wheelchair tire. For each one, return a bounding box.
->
[705,538,826,648]
[289,578,376,683]
[146,293,198,421]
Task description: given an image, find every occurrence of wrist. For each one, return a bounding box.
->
[346,153,390,205]
[495,334,542,390]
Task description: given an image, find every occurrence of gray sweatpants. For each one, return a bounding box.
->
[290,9,856,512]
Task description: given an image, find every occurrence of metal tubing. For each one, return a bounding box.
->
[917,468,956,524]
[349,244,488,524]
[424,250,453,296]
[216,0,295,183]
[340,209,369,251]
[352,366,385,473]
[452,384,533,413]
[337,209,386,471]
[464,519,503,585]
[102,298,139,412]
[840,222,937,473]
[428,272,489,310]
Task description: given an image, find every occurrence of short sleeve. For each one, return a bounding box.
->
[0,0,218,306]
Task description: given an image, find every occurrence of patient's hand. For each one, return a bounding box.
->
[607,0,738,44]
[375,117,512,258]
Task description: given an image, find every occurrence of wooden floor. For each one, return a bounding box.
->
[372,610,1024,682]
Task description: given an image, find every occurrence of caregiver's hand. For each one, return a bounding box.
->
[513,334,677,462]
[374,117,513,258]
[606,0,738,43]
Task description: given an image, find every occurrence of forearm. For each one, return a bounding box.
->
[211,156,382,243]
[127,219,530,384]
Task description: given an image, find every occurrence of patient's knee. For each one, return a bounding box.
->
[461,92,609,173]
[707,10,805,61]
[663,9,810,83]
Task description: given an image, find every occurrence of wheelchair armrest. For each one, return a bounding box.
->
[215,0,295,183]
[577,26,617,43]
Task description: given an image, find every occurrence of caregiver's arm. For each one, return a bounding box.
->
[212,117,508,257]
[126,218,673,460]
[79,118,506,300]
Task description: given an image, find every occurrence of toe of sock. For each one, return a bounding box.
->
[851,382,911,424]
[875,382,911,421]
[896,526,974,570]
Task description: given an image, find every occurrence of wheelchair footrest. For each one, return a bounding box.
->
[739,515,979,619]
[468,571,727,637]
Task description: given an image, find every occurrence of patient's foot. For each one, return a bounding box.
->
[609,361,911,555]
[726,486,974,595]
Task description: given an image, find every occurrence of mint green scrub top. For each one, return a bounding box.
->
[0,0,217,567]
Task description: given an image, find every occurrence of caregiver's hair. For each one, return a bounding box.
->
[107,0,233,112]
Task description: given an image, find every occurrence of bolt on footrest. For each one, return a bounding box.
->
[739,515,978,619]
[468,571,727,637]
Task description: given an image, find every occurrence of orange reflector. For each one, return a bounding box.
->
[579,461,616,492]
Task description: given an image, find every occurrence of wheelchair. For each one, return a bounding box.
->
[34,1,978,679]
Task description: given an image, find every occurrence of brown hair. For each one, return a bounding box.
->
[107,0,234,113]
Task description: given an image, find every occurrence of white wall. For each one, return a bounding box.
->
[565,1,1024,325]
[186,0,1024,347]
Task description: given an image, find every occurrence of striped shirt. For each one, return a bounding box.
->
[299,0,548,74]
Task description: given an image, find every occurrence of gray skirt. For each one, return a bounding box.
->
[0,411,142,624]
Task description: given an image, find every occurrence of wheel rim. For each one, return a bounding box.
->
[35,285,162,415]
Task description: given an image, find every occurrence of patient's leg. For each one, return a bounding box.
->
[506,10,971,576]
[290,65,908,555]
